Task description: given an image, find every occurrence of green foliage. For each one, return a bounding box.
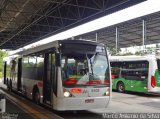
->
[0,72,2,78]
[6,65,10,77]
[107,47,121,55]
[135,51,143,56]
[0,50,8,77]
[119,52,134,56]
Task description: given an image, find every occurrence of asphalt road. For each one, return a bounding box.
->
[90,91,160,114]
[58,91,160,119]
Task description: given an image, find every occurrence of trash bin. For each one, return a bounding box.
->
[0,94,6,113]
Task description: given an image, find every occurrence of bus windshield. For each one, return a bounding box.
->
[61,43,109,87]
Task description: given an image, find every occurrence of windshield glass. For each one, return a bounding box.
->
[60,43,110,87]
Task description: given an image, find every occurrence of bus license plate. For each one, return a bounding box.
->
[85,99,94,103]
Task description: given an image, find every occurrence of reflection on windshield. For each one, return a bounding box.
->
[61,44,109,86]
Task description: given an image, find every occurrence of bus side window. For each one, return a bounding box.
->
[121,70,135,80]
[10,59,17,80]
[121,70,127,79]
[121,69,148,81]
[138,69,148,80]
[110,62,123,79]
[11,60,16,72]
[111,67,120,79]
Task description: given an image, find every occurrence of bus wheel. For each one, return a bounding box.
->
[117,82,125,93]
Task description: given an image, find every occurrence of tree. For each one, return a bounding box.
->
[119,52,134,56]
[106,47,121,56]
[0,50,8,77]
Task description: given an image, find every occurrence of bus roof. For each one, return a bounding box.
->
[59,39,103,46]
[17,39,103,56]
[109,55,160,62]
[18,40,59,56]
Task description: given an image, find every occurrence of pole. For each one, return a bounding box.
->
[116,27,119,53]
[142,20,146,54]
[96,32,98,42]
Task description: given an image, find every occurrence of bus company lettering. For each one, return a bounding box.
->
[82,88,99,93]
[91,88,99,92]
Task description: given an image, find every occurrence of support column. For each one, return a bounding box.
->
[142,20,146,53]
[116,27,119,53]
[96,32,98,42]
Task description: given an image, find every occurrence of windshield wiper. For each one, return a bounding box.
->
[86,53,93,75]
[89,58,94,75]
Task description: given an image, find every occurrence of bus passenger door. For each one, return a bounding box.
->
[43,52,55,105]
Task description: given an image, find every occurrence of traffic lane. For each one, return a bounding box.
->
[4,98,33,119]
[89,92,160,113]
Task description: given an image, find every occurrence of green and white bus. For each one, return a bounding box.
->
[109,56,160,94]
[4,39,111,111]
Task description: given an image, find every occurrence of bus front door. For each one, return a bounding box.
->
[43,53,55,105]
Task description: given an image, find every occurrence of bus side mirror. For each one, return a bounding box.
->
[55,53,61,66]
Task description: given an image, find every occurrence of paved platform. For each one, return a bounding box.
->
[0,80,33,118]
[1,98,34,119]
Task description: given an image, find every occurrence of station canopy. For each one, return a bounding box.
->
[74,11,160,49]
[0,0,145,50]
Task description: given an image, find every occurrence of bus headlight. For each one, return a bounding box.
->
[104,88,110,96]
[64,91,71,97]
[105,91,110,96]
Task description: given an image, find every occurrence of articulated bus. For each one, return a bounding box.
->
[109,56,160,94]
[4,39,111,111]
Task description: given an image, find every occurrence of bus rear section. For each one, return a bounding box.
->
[110,56,160,94]
[55,41,111,110]
[148,58,160,93]
[110,59,149,93]
[3,56,21,92]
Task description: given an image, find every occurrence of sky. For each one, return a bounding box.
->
[9,0,160,55]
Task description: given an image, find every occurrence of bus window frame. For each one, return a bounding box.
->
[110,61,149,81]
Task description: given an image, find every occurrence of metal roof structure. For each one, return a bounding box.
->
[0,0,145,50]
[74,11,160,49]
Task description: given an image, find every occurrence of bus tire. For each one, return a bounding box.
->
[117,82,125,93]
[32,86,40,104]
